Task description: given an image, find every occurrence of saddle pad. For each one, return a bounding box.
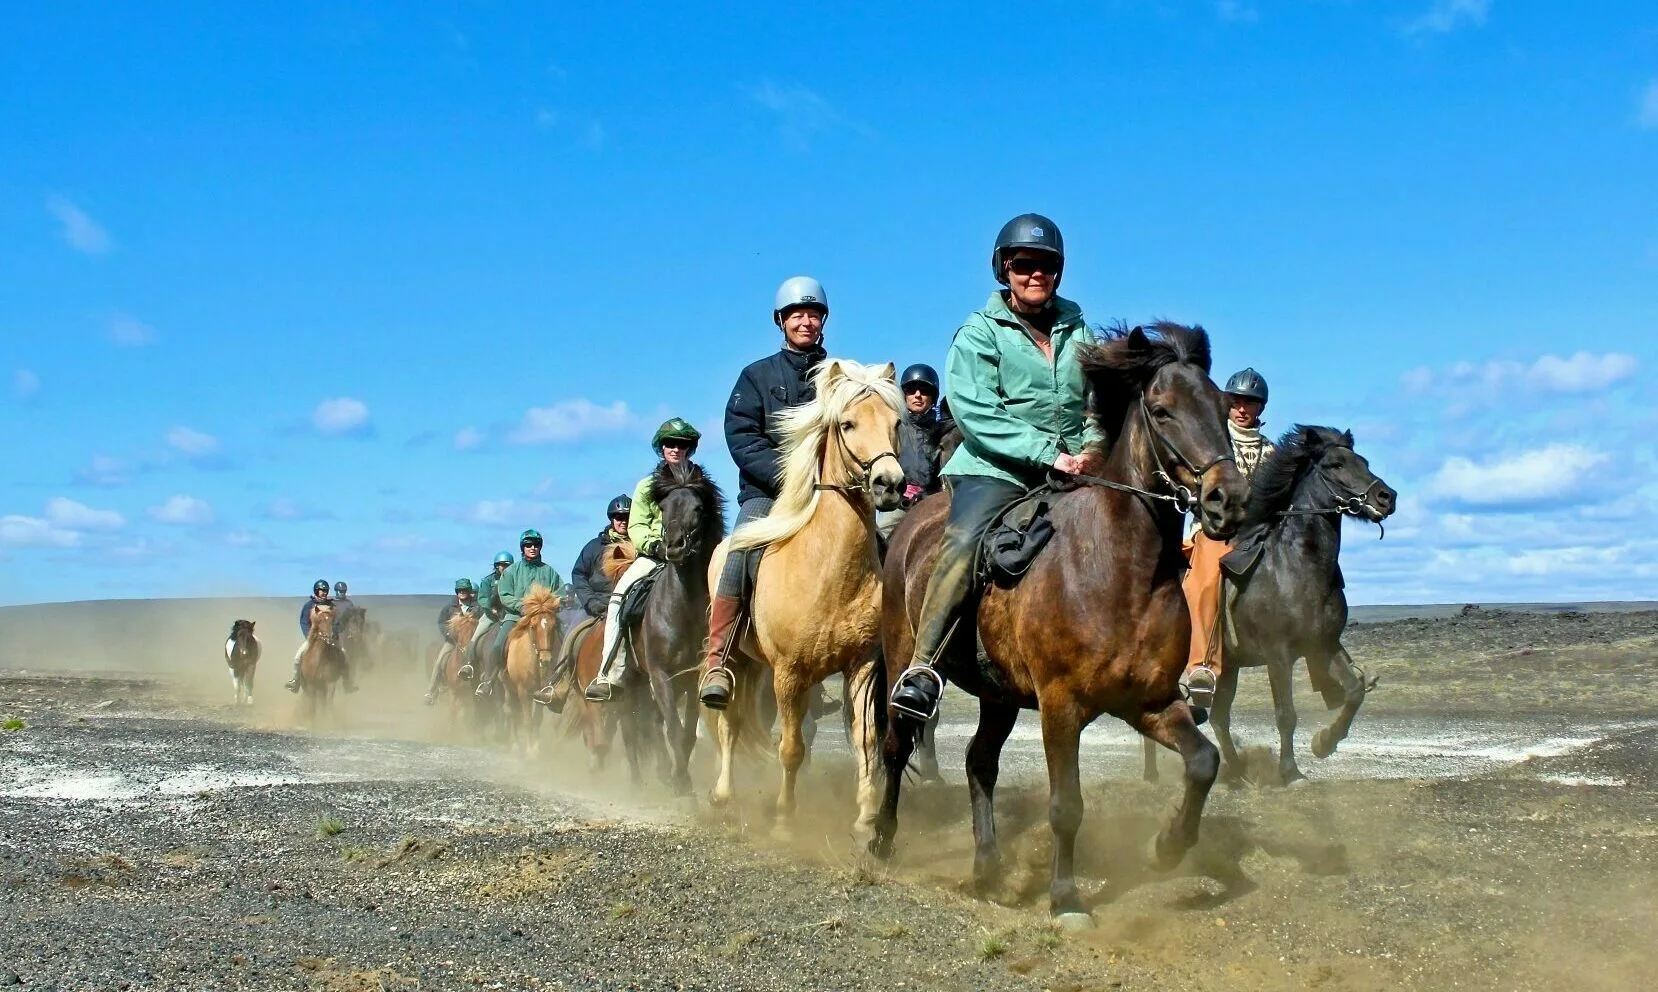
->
[558,615,602,664]
[1220,523,1269,580]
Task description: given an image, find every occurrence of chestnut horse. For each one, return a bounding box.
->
[443,610,483,733]
[871,323,1247,925]
[298,604,347,721]
[706,358,905,836]
[500,586,562,754]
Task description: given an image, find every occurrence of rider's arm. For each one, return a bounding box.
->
[299,601,312,638]
[570,543,596,607]
[437,604,454,643]
[724,366,782,494]
[626,477,660,553]
[496,567,524,615]
[947,319,1066,475]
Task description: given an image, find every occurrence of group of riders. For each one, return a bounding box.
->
[299,213,1281,724]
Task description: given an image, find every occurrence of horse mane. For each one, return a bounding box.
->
[729,359,902,552]
[1243,424,1355,529]
[446,611,476,638]
[516,586,561,625]
[650,460,728,549]
[229,619,253,637]
[600,541,638,582]
[1077,321,1213,447]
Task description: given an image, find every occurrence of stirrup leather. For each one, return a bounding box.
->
[891,665,945,723]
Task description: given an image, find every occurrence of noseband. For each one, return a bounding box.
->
[1136,398,1235,513]
[1276,466,1389,538]
[815,387,901,499]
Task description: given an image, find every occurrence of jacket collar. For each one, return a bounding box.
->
[780,344,826,371]
[982,291,1084,333]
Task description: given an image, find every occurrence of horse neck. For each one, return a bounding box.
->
[1099,400,1183,540]
[785,468,877,586]
[1273,471,1343,568]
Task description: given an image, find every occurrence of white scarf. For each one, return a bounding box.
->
[1229,421,1273,482]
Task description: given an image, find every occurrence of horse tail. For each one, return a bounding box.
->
[722,658,773,761]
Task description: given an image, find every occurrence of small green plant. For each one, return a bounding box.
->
[338,845,369,863]
[1,717,24,732]
[315,815,345,838]
[873,921,910,940]
[610,901,636,920]
[978,934,1008,961]
[719,931,759,957]
[1034,929,1063,950]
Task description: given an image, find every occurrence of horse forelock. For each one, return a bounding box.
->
[1080,321,1215,445]
[651,460,729,543]
[1243,424,1355,527]
[518,586,561,622]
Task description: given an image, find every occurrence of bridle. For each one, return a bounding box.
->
[1065,395,1234,515]
[814,387,901,499]
[1275,461,1389,538]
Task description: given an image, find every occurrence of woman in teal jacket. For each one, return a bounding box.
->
[890,213,1104,721]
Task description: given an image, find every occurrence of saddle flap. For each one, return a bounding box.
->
[980,491,1057,584]
[1220,523,1269,579]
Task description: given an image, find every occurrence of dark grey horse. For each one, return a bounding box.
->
[1146,425,1396,786]
[621,461,726,794]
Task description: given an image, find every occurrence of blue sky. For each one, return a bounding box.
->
[3,1,1656,605]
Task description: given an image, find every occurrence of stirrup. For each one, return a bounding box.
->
[474,679,493,698]
[698,667,734,710]
[457,664,475,680]
[1180,666,1218,710]
[582,679,617,704]
[284,678,301,694]
[423,691,438,707]
[891,665,944,723]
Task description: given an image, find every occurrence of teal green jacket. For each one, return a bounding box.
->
[496,558,563,618]
[941,292,1103,488]
[477,573,504,618]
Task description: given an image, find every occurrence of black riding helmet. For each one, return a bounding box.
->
[899,363,940,397]
[992,213,1064,287]
[1224,368,1269,405]
[333,581,348,597]
[312,579,329,596]
[606,494,633,520]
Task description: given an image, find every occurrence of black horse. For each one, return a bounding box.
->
[1145,425,1396,786]
[620,461,727,794]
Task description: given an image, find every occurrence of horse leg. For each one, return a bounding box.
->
[650,666,690,795]
[1131,700,1220,871]
[846,663,881,840]
[1266,657,1304,784]
[870,695,919,860]
[1037,697,1088,922]
[1141,737,1159,784]
[773,675,810,835]
[1211,664,1245,783]
[1310,644,1366,760]
[676,684,700,794]
[967,698,1020,897]
[710,697,739,807]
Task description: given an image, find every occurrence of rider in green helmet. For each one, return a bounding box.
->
[460,551,514,681]
[423,578,481,705]
[477,530,563,698]
[567,417,702,704]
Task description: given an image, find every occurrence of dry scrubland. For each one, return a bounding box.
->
[0,602,1654,990]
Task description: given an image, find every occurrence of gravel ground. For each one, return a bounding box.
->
[1,606,1655,990]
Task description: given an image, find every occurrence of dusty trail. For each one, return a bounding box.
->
[0,606,1655,990]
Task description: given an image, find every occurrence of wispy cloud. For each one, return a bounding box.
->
[312,397,370,435]
[149,495,214,525]
[511,399,637,444]
[166,425,219,457]
[1402,351,1638,397]
[1216,0,1258,23]
[1639,79,1658,130]
[262,497,335,522]
[45,195,112,254]
[44,497,125,532]
[107,313,156,347]
[1426,444,1607,510]
[12,370,39,399]
[0,515,80,548]
[1403,0,1490,36]
[456,499,551,527]
[74,454,130,488]
[747,81,870,149]
[454,426,484,450]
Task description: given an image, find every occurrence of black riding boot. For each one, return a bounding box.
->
[891,476,1025,722]
[475,623,511,697]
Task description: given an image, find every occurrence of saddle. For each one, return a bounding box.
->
[620,568,659,628]
[979,488,1058,586]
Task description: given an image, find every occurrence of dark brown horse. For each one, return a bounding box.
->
[1143,425,1397,786]
[870,323,1247,924]
[224,619,260,706]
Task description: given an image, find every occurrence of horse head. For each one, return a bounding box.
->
[819,359,906,511]
[529,612,558,665]
[309,604,336,641]
[1080,323,1248,541]
[1248,426,1397,528]
[653,461,728,565]
[231,619,255,646]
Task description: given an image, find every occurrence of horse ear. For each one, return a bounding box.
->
[878,362,896,382]
[824,359,845,384]
[1127,326,1151,351]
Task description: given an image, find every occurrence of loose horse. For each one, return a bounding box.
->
[224,619,260,706]
[624,460,726,795]
[499,587,562,754]
[706,358,905,834]
[1143,425,1396,786]
[298,604,347,721]
[871,323,1248,924]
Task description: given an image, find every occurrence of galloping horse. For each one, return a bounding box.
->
[871,324,1247,924]
[625,461,726,795]
[500,586,562,754]
[1143,425,1396,786]
[298,604,348,721]
[706,358,905,834]
[224,619,260,706]
[442,610,483,732]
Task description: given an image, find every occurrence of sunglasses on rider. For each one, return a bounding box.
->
[660,439,693,450]
[1006,255,1059,277]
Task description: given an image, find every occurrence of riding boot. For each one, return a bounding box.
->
[284,657,303,694]
[585,587,631,704]
[697,594,742,710]
[1180,531,1227,720]
[892,476,1024,722]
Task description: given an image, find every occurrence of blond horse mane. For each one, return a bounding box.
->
[729,358,902,552]
[510,586,561,637]
[446,610,478,639]
[600,541,637,583]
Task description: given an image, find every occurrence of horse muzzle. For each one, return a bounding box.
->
[1197,462,1248,541]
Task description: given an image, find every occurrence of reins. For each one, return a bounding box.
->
[1058,397,1236,515]
[1275,473,1388,538]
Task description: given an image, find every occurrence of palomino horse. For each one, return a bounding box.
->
[706,358,905,834]
[1143,425,1396,786]
[625,461,726,795]
[871,323,1248,924]
[298,604,348,721]
[499,586,562,754]
[224,619,260,706]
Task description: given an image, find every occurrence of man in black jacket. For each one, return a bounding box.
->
[697,276,828,708]
[570,494,633,618]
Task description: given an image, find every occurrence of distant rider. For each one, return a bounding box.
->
[285,579,359,694]
[570,495,633,620]
[476,530,563,697]
[581,418,703,703]
[698,277,829,709]
[422,579,480,705]
[877,362,952,541]
[463,551,514,680]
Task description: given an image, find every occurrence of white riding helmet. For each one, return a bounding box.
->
[773,276,829,324]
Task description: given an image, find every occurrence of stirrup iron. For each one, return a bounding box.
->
[892,665,944,723]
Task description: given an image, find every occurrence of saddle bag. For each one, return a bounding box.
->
[981,493,1056,584]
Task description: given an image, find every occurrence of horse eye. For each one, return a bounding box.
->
[840,420,856,432]
[1152,407,1173,421]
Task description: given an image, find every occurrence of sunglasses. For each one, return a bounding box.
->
[1006,256,1059,277]
[660,439,693,450]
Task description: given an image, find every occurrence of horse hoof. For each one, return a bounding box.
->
[707,791,732,808]
[1309,730,1336,759]
[1054,912,1094,932]
[867,835,893,861]
[1145,830,1187,872]
[1282,770,1309,788]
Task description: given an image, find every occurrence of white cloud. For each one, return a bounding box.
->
[223,529,268,548]
[1216,0,1258,22]
[465,499,548,526]
[45,195,112,254]
[512,399,636,444]
[1639,80,1658,130]
[454,426,484,450]
[13,370,39,399]
[1403,0,1490,35]
[166,425,219,457]
[1427,444,1607,509]
[44,497,125,532]
[263,497,333,522]
[0,515,80,548]
[748,81,870,148]
[312,397,370,435]
[107,313,156,347]
[149,495,214,525]
[74,454,130,488]
[1402,351,1638,396]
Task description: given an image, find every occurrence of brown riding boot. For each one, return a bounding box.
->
[698,594,741,710]
[1180,531,1227,715]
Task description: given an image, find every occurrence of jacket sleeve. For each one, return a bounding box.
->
[497,568,524,615]
[947,319,1062,475]
[299,601,312,637]
[724,366,782,494]
[570,541,597,610]
[1076,327,1107,451]
[627,477,660,551]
